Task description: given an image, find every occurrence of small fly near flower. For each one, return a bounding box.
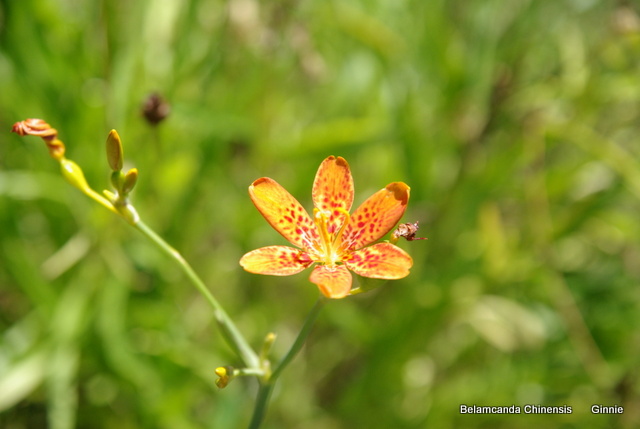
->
[391,221,427,242]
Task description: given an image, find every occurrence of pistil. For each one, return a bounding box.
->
[313,207,352,265]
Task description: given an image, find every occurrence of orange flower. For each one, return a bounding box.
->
[240,156,413,299]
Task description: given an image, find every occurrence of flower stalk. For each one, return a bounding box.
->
[248,296,326,429]
[11,119,259,369]
[133,220,259,369]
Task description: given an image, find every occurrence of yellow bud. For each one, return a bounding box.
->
[59,159,90,192]
[215,376,229,389]
[264,332,276,347]
[121,168,138,194]
[260,332,276,361]
[106,130,124,171]
[214,366,235,389]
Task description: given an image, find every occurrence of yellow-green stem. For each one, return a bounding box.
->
[83,188,118,214]
[134,220,259,369]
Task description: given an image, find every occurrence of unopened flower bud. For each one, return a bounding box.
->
[261,332,276,357]
[110,171,124,191]
[122,168,138,195]
[106,130,124,171]
[215,366,235,389]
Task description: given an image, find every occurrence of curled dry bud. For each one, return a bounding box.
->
[106,130,124,171]
[12,118,65,160]
[392,221,427,242]
[142,93,170,126]
[11,118,57,138]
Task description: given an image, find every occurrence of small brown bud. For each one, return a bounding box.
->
[142,93,170,125]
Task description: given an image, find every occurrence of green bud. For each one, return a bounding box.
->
[110,171,124,191]
[106,130,124,171]
[122,168,138,195]
[260,333,276,360]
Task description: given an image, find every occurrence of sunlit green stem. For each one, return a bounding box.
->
[271,297,325,380]
[134,220,259,369]
[248,297,325,429]
[248,383,273,429]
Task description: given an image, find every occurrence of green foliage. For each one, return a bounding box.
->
[1,0,640,428]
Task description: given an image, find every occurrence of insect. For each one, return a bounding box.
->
[391,221,427,242]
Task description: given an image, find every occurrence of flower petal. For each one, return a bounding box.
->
[312,156,354,234]
[341,182,410,250]
[309,265,352,299]
[249,177,320,250]
[344,243,413,279]
[240,246,312,275]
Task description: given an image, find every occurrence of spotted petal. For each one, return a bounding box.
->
[312,156,354,234]
[309,265,352,299]
[240,246,313,275]
[344,242,412,279]
[341,182,410,250]
[249,177,320,250]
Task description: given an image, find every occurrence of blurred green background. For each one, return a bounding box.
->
[1,0,640,427]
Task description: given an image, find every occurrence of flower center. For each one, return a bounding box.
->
[313,207,350,266]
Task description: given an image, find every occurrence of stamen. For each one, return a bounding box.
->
[313,208,332,259]
[314,207,353,265]
[332,207,351,247]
